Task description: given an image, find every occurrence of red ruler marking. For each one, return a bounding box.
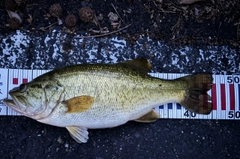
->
[229,84,235,110]
[212,84,217,110]
[203,83,209,111]
[13,78,18,85]
[220,84,226,110]
[239,84,240,111]
[22,78,28,84]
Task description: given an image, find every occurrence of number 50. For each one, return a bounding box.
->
[228,111,240,118]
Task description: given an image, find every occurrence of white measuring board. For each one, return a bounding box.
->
[0,68,240,120]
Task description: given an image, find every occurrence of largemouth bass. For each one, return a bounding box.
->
[3,59,213,143]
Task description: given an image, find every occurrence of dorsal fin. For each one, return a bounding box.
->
[121,58,152,74]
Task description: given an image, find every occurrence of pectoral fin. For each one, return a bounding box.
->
[66,126,89,143]
[64,95,94,113]
[134,110,160,123]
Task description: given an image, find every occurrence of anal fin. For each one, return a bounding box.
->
[66,126,89,143]
[134,110,160,123]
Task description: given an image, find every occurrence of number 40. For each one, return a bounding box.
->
[184,110,196,117]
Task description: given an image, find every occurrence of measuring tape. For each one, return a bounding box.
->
[0,68,239,120]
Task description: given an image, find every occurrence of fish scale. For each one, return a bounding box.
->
[0,68,240,120]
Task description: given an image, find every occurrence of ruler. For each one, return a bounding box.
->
[0,68,240,120]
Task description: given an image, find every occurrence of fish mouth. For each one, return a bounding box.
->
[3,98,21,113]
[3,99,17,108]
[3,96,28,114]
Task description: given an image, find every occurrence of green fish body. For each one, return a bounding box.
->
[3,59,213,143]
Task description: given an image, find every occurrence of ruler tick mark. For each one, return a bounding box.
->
[220,84,226,110]
[13,78,18,85]
[22,78,28,84]
[229,84,235,110]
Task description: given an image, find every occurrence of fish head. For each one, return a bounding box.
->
[3,79,65,119]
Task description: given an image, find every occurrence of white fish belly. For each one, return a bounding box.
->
[37,101,160,129]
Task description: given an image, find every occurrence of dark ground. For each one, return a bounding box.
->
[0,0,240,159]
[1,117,240,159]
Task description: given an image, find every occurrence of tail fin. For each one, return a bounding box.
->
[178,74,213,114]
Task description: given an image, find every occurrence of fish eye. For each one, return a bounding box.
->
[19,84,27,92]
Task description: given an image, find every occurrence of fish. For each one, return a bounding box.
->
[3,58,213,143]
